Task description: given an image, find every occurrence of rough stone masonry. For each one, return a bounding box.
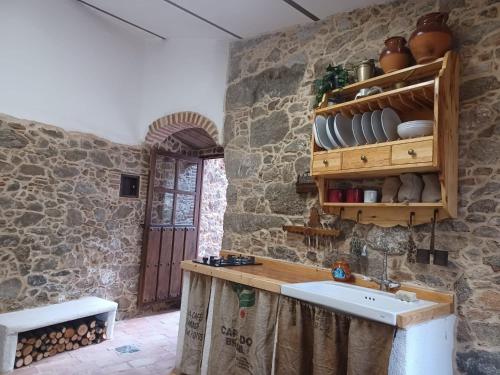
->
[221,0,500,373]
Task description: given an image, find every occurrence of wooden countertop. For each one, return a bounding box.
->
[181,250,454,328]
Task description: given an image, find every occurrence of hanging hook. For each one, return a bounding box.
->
[356,210,362,224]
[409,212,415,229]
[339,207,344,220]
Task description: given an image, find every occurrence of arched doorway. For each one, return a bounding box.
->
[139,112,226,308]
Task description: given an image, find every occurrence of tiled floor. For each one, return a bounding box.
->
[14,310,180,375]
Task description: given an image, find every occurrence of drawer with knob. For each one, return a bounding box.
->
[312,152,341,175]
[342,146,391,170]
[391,139,433,165]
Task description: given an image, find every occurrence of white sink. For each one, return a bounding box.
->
[281,281,436,326]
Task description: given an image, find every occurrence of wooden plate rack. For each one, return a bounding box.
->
[310,51,459,227]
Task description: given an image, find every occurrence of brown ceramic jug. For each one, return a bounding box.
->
[379,36,413,73]
[409,12,453,64]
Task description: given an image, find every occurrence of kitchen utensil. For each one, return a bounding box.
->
[334,113,357,147]
[397,120,433,139]
[352,114,367,145]
[363,189,378,203]
[356,59,376,82]
[315,115,335,149]
[371,110,387,142]
[346,188,363,203]
[361,111,377,144]
[326,115,342,148]
[327,189,345,202]
[416,210,448,266]
[407,214,417,264]
[381,107,401,141]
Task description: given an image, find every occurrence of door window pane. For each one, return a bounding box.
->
[155,155,175,189]
[175,194,195,225]
[177,161,198,192]
[151,191,174,225]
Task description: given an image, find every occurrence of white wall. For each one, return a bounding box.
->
[0,0,229,145]
[139,38,228,144]
[0,0,148,145]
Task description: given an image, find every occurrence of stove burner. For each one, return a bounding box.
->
[193,255,261,267]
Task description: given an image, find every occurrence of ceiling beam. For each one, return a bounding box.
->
[76,0,167,40]
[160,0,242,39]
[281,0,320,21]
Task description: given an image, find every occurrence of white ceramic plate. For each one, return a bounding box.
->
[326,115,342,149]
[315,115,335,149]
[313,124,323,148]
[352,114,366,145]
[397,120,434,139]
[334,113,357,147]
[381,108,401,141]
[361,112,377,144]
[371,110,387,142]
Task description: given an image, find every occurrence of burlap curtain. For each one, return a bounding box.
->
[275,296,395,375]
[179,273,212,375]
[207,279,279,375]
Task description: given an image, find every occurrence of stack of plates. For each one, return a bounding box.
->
[313,107,402,149]
[313,109,432,148]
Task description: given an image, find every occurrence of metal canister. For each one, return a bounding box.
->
[356,59,376,82]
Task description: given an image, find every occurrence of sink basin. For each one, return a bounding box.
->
[281,281,436,325]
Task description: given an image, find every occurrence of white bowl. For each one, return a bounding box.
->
[397,120,434,139]
[334,113,357,147]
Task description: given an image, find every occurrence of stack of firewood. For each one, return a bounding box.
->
[15,317,108,369]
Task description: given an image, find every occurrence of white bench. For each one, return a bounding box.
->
[0,297,117,374]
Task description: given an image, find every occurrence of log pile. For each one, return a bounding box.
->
[15,317,108,369]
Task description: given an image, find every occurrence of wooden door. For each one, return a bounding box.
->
[139,149,203,306]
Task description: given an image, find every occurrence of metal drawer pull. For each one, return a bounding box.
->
[323,159,328,165]
[360,155,367,162]
[408,149,416,156]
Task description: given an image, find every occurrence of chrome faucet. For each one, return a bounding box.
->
[371,249,400,291]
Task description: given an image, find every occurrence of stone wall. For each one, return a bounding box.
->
[222,0,500,373]
[0,113,190,319]
[198,158,228,257]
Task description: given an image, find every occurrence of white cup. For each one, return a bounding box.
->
[364,189,378,203]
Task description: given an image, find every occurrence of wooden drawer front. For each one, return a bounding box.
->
[342,146,390,170]
[312,153,341,174]
[392,140,433,165]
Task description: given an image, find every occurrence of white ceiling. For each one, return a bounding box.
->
[80,0,390,40]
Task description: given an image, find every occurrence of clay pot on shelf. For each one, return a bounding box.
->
[379,36,413,73]
[409,12,453,64]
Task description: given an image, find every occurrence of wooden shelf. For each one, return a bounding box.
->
[310,51,459,227]
[320,57,444,103]
[315,80,434,117]
[322,202,444,208]
[313,136,433,154]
